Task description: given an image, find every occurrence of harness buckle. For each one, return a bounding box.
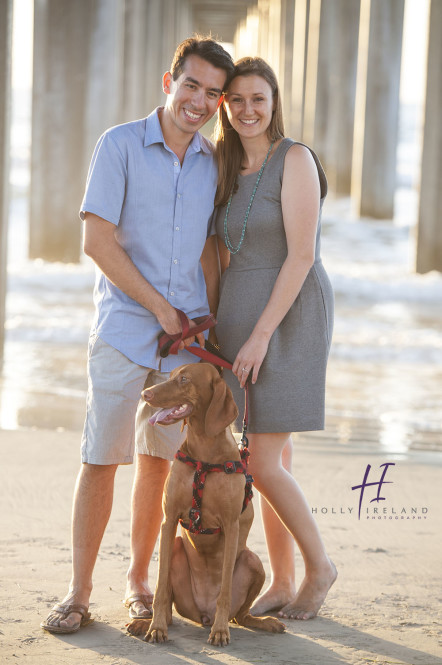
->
[189,507,202,525]
[224,461,236,474]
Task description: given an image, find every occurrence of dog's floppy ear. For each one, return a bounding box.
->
[204,376,239,437]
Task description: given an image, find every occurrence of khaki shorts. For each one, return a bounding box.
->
[81,335,186,465]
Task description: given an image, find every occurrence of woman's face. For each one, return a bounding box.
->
[224,75,275,140]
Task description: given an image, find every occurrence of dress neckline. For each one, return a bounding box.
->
[238,138,291,178]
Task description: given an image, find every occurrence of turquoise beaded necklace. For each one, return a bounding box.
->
[223,141,274,254]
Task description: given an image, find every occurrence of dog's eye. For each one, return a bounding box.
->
[179,375,189,384]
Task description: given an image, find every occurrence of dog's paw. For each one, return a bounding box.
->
[126,618,152,636]
[146,625,168,643]
[260,616,286,633]
[208,625,230,647]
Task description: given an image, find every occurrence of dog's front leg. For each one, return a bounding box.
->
[208,519,239,647]
[146,517,177,643]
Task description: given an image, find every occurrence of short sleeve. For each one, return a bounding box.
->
[79,131,127,225]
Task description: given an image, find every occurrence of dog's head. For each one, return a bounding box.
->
[142,363,238,437]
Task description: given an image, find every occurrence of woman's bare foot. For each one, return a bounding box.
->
[278,559,337,620]
[250,582,296,617]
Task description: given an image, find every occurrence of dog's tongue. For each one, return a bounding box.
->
[148,407,176,426]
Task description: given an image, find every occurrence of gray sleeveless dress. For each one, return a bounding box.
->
[214,138,334,433]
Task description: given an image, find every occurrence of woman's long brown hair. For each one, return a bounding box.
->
[214,57,285,207]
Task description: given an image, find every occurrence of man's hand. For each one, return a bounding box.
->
[157,308,205,350]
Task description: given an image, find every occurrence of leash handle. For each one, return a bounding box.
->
[157,307,249,431]
[169,309,190,355]
[158,308,217,357]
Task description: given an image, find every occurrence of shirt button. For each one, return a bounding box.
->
[170,291,175,296]
[173,259,178,264]
[175,226,180,231]
[174,161,179,167]
[177,193,181,199]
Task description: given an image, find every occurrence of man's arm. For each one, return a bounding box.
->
[83,212,203,346]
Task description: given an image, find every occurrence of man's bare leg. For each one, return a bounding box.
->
[125,454,170,617]
[251,438,296,615]
[43,463,118,631]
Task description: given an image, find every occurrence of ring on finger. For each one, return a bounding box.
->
[241,367,249,373]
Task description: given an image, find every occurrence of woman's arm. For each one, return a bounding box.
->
[201,235,221,315]
[232,144,320,386]
[217,234,231,277]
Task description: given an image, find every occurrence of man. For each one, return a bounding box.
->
[41,37,234,633]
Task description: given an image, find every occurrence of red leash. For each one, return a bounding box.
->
[158,309,217,358]
[157,308,249,437]
[157,308,252,536]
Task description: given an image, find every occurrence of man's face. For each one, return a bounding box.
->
[163,54,227,136]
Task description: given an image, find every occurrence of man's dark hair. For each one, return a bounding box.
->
[170,36,234,88]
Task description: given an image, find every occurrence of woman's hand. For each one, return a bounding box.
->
[232,332,270,387]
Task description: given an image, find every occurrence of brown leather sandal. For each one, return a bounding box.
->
[40,603,93,634]
[124,594,153,619]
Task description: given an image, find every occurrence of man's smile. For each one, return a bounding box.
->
[183,108,204,121]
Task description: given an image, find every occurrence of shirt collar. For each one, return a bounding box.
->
[144,107,211,155]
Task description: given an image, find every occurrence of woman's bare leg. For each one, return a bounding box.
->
[248,433,336,620]
[251,437,296,615]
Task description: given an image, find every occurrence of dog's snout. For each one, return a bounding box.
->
[142,388,154,402]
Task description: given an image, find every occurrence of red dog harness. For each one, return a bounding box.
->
[176,447,253,535]
[158,308,252,536]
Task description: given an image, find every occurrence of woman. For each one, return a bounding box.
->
[213,57,336,620]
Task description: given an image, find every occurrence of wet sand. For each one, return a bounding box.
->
[1,427,441,665]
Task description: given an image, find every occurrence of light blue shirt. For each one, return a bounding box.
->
[80,107,217,370]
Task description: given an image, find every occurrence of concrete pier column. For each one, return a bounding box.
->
[257,0,271,62]
[234,17,246,57]
[351,0,405,219]
[416,0,442,274]
[246,5,260,56]
[144,0,166,112]
[30,0,93,262]
[278,0,296,134]
[303,0,331,153]
[267,0,282,73]
[235,6,259,59]
[302,0,360,192]
[122,0,150,122]
[30,0,128,262]
[173,0,193,45]
[83,0,125,168]
[325,0,360,195]
[290,0,309,139]
[160,0,192,78]
[0,0,13,358]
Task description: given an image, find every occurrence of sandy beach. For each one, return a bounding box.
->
[1,426,441,665]
[3,5,442,661]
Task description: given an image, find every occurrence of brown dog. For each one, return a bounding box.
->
[127,362,285,646]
